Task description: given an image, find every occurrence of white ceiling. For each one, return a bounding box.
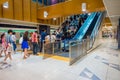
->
[103,0,120,27]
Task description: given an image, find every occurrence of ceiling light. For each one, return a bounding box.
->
[82,3,86,12]
[44,11,48,18]
[3,2,9,8]
[53,18,56,20]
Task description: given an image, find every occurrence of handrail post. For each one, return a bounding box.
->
[82,39,84,56]
[53,42,54,54]
[42,40,45,59]
[85,39,87,55]
[87,36,90,50]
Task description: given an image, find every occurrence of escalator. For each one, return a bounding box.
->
[73,11,105,41]
[43,11,105,58]
[74,11,105,49]
[83,12,100,39]
[89,12,105,48]
[90,12,103,39]
[57,12,102,57]
[70,11,105,50]
[72,12,97,41]
[61,12,97,52]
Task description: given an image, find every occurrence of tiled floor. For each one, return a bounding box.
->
[0,39,120,80]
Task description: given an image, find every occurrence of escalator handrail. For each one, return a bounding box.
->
[90,12,103,39]
[90,12,102,39]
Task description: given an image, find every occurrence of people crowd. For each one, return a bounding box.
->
[0,30,14,62]
[60,13,88,40]
[0,13,88,62]
[0,29,59,62]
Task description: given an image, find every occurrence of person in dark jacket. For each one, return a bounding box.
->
[40,30,47,52]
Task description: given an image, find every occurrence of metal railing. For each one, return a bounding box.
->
[69,39,88,65]
[42,40,66,59]
[42,37,93,65]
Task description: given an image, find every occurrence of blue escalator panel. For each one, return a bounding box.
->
[73,12,97,41]
[84,12,100,39]
[90,12,104,39]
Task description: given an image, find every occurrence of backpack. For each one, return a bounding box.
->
[19,37,23,44]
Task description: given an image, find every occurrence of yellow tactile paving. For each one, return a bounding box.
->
[50,55,70,62]
[38,53,70,62]
[17,51,69,62]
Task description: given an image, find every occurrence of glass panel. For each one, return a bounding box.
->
[69,40,87,65]
[42,41,53,59]
[43,40,69,59]
[82,40,87,56]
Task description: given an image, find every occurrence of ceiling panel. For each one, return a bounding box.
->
[103,0,120,28]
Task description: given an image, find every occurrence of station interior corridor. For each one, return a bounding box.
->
[0,38,120,80]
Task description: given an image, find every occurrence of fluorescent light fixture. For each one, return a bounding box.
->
[3,2,9,8]
[44,15,47,18]
[53,18,56,20]
[82,3,86,12]
[44,11,48,18]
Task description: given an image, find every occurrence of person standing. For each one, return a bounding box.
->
[31,31,38,55]
[21,31,29,59]
[40,30,47,52]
